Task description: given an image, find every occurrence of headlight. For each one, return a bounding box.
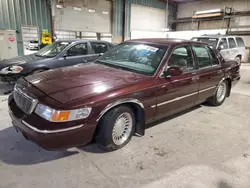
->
[35,104,92,122]
[8,66,23,73]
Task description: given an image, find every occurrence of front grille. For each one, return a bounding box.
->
[13,85,38,115]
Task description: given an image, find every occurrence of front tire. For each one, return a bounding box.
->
[235,56,241,65]
[208,80,228,106]
[96,105,135,152]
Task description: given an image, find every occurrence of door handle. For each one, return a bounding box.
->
[217,70,222,74]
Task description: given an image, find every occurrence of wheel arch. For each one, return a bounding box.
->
[217,76,232,97]
[236,54,242,59]
[96,98,146,136]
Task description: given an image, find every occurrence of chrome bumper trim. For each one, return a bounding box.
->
[21,120,83,134]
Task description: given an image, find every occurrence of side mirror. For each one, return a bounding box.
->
[63,53,68,59]
[163,66,183,78]
[218,45,224,51]
[99,53,104,56]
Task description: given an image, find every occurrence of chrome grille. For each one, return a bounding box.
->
[13,85,38,115]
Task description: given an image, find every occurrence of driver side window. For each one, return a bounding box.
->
[168,46,194,72]
[67,43,88,56]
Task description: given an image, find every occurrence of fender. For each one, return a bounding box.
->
[96,98,144,122]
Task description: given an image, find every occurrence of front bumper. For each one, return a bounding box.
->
[8,97,97,150]
[232,75,241,88]
[0,73,22,83]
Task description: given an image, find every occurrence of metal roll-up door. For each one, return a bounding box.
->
[131,4,167,38]
[55,0,111,33]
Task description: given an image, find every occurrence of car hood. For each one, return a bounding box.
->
[26,63,147,103]
[0,54,44,69]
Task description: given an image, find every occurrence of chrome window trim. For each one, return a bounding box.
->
[22,120,83,134]
[96,98,144,122]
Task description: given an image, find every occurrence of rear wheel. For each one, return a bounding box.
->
[208,80,228,106]
[96,105,135,151]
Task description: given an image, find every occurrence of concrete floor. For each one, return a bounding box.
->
[0,65,250,188]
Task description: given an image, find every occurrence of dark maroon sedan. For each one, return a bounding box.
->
[8,38,240,151]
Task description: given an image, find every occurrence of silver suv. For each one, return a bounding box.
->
[191,35,246,65]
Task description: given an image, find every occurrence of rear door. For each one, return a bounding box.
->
[235,37,246,58]
[192,45,223,104]
[89,42,110,61]
[218,38,230,60]
[155,45,199,120]
[228,37,238,60]
[55,42,94,68]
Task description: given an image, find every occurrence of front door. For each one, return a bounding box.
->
[192,45,224,104]
[218,38,230,60]
[155,45,199,120]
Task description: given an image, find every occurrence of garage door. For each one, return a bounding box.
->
[131,4,167,32]
[55,0,111,33]
[21,26,39,52]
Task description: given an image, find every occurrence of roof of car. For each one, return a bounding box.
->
[195,35,238,39]
[56,39,111,43]
[126,38,205,46]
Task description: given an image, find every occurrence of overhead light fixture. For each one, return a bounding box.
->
[56,4,63,9]
[73,7,82,11]
[88,9,95,13]
[102,11,109,15]
[196,9,223,15]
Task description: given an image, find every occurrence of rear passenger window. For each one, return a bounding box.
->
[91,43,109,54]
[219,38,228,49]
[168,46,194,72]
[228,38,237,48]
[236,37,245,47]
[192,46,211,68]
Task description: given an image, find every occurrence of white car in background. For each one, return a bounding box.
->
[26,40,39,50]
[191,35,246,65]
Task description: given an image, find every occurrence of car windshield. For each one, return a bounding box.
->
[96,43,168,76]
[35,41,70,57]
[192,37,218,47]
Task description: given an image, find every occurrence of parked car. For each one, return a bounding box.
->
[191,35,246,65]
[8,38,240,151]
[26,40,39,50]
[0,39,113,83]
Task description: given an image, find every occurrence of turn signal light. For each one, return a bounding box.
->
[51,111,70,121]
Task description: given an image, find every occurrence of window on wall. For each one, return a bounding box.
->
[168,46,194,72]
[192,46,211,68]
[228,38,237,48]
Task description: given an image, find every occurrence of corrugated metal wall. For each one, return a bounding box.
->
[112,0,175,42]
[0,0,52,55]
